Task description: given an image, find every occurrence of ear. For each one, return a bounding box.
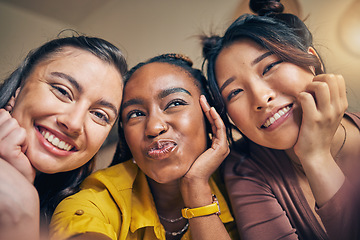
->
[4,88,20,113]
[307,47,324,74]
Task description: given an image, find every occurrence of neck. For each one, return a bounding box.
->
[147,177,185,215]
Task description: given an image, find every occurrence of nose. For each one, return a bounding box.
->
[145,113,168,138]
[251,83,275,111]
[57,106,86,136]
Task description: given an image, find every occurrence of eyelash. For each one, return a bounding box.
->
[92,111,110,124]
[227,89,243,101]
[125,99,188,121]
[52,85,112,125]
[263,60,283,75]
[51,85,72,100]
[165,99,188,110]
[126,110,144,121]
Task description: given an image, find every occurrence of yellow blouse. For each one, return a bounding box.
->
[50,160,237,240]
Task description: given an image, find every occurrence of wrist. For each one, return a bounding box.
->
[180,180,212,208]
[182,194,221,219]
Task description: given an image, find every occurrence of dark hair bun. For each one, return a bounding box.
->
[250,0,284,16]
[200,35,221,60]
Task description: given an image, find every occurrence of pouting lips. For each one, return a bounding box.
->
[262,104,292,128]
[147,141,177,157]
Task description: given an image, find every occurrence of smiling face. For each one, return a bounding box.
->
[215,39,315,149]
[121,62,208,183]
[11,46,123,173]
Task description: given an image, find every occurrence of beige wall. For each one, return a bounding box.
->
[0,0,239,75]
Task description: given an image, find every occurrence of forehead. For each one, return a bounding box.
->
[27,46,123,104]
[217,39,265,64]
[124,62,200,96]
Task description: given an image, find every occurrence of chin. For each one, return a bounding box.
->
[28,156,60,175]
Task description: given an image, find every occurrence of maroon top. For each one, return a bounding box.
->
[224,113,360,240]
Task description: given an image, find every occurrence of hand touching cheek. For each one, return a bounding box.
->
[0,109,35,182]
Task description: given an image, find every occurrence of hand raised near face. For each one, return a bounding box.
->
[294,74,348,164]
[181,95,229,184]
[0,109,35,183]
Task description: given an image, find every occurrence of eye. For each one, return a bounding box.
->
[227,89,243,101]
[91,110,110,125]
[165,99,188,110]
[126,110,145,121]
[51,85,72,100]
[262,60,283,75]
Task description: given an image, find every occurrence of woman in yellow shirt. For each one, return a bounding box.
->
[50,53,238,240]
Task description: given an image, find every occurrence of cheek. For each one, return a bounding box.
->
[184,113,208,151]
[226,101,249,131]
[87,125,112,152]
[277,67,313,94]
[124,127,142,155]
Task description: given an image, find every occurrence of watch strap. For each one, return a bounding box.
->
[181,194,220,219]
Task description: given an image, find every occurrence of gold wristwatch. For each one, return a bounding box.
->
[181,194,221,219]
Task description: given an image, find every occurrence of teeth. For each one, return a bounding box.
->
[41,130,73,151]
[263,106,291,128]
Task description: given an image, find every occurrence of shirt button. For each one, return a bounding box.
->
[75,209,84,215]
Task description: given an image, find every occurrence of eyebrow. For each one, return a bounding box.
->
[219,52,274,93]
[252,51,273,66]
[219,77,235,93]
[158,87,191,99]
[121,98,143,110]
[51,72,118,116]
[96,99,118,117]
[121,87,192,110]
[51,72,83,93]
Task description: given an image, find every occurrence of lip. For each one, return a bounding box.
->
[35,125,78,156]
[260,103,293,130]
[146,139,177,160]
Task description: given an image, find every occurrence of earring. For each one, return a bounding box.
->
[132,159,136,164]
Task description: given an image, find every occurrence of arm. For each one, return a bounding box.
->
[0,110,39,240]
[180,95,231,240]
[224,153,298,240]
[293,74,358,238]
[0,159,40,240]
[294,74,347,207]
[315,179,360,239]
[49,183,120,240]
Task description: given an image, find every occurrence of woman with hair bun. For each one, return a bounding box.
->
[202,0,359,239]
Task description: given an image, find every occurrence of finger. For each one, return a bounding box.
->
[335,74,348,111]
[304,81,330,113]
[0,109,12,126]
[200,95,214,126]
[0,117,21,140]
[297,91,318,122]
[313,74,348,112]
[200,95,217,134]
[209,107,229,153]
[0,127,27,159]
[317,74,341,103]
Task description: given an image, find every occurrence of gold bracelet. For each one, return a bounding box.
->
[181,194,221,219]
